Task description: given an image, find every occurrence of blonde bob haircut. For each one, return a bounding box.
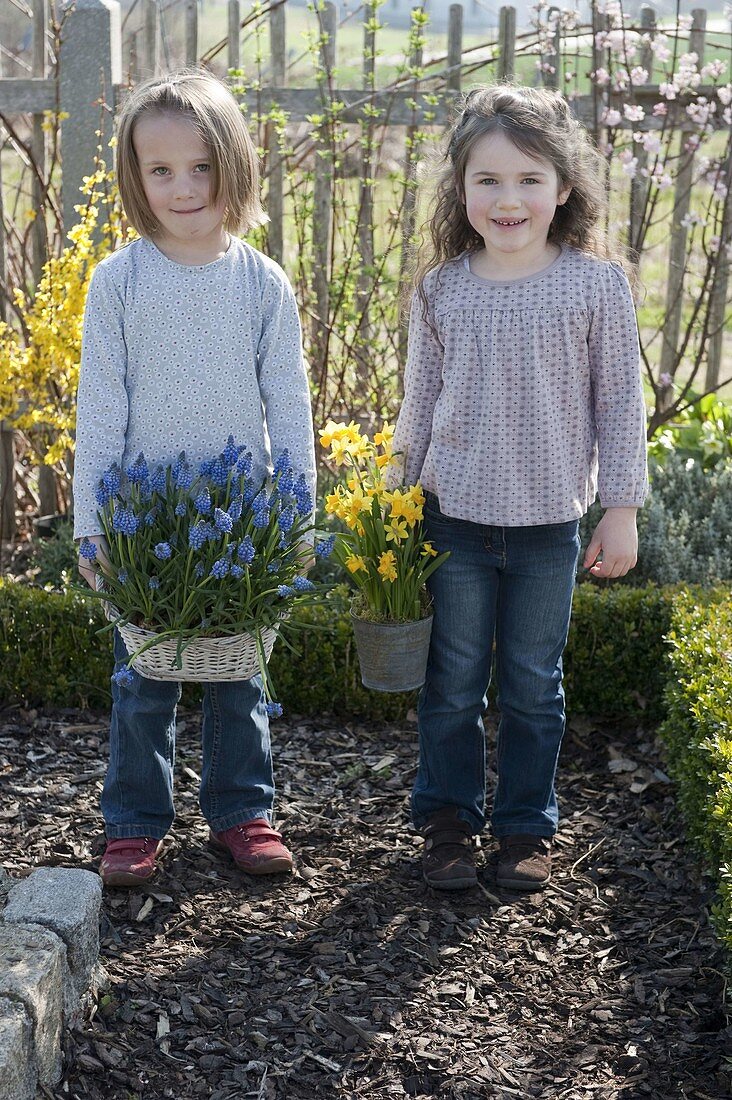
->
[116,69,266,238]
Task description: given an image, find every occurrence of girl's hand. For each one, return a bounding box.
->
[77,535,111,589]
[583,508,638,579]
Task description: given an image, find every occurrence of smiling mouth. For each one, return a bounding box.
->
[172,207,204,214]
[493,218,527,226]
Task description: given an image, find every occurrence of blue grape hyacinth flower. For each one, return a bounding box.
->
[266,702,283,718]
[112,506,139,536]
[127,452,149,485]
[237,536,255,564]
[112,666,134,687]
[210,558,230,579]
[79,538,97,563]
[214,507,233,534]
[94,480,112,507]
[315,534,336,558]
[102,462,122,495]
[154,542,172,560]
[293,575,315,593]
[194,487,212,514]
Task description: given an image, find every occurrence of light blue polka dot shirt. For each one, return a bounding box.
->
[73,236,316,539]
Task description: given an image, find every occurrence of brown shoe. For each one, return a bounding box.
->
[422,808,477,891]
[496,834,552,892]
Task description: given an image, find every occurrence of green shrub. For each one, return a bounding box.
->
[580,455,732,588]
[0,581,112,708]
[565,584,678,721]
[0,576,706,723]
[31,519,77,589]
[660,595,732,952]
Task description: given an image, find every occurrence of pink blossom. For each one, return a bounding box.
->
[602,107,622,127]
[652,102,668,117]
[630,67,649,85]
[624,104,645,121]
[701,60,727,81]
[659,83,677,101]
[593,67,611,86]
[717,85,732,107]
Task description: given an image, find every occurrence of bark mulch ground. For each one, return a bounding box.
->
[1,703,731,1100]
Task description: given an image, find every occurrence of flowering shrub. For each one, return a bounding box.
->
[0,163,130,472]
[319,420,449,622]
[80,437,327,714]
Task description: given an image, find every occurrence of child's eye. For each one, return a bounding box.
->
[194,163,210,173]
[522,177,540,184]
[151,167,169,176]
[478,177,497,185]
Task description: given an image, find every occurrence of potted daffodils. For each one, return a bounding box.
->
[79,437,324,716]
[320,420,449,692]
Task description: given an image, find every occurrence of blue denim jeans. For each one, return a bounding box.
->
[414,493,581,839]
[102,630,275,840]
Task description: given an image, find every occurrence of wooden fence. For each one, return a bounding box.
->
[0,0,729,543]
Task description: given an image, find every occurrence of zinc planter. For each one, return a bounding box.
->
[350,612,433,692]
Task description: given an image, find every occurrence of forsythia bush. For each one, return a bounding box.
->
[0,164,131,468]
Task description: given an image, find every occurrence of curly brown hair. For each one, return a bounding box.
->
[414,84,612,315]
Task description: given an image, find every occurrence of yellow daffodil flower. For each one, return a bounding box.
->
[346,554,367,574]
[421,542,438,558]
[386,518,409,543]
[374,422,394,447]
[378,550,398,582]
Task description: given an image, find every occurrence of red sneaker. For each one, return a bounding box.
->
[209,819,293,875]
[99,836,164,887]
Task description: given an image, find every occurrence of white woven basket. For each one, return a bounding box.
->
[116,620,279,682]
[97,575,281,681]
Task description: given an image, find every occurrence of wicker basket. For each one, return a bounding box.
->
[98,581,280,682]
[115,620,279,682]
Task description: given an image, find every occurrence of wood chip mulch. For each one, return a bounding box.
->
[1,704,731,1100]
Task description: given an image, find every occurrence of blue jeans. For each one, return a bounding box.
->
[102,630,275,840]
[414,494,581,838]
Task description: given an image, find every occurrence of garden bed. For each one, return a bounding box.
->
[1,702,730,1099]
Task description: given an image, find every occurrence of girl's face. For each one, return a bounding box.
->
[133,111,227,257]
[462,130,571,264]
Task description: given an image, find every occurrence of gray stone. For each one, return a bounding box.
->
[0,996,35,1100]
[4,868,102,998]
[0,924,65,1087]
[59,0,122,237]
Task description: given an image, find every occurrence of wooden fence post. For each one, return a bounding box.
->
[398,9,425,373]
[354,0,378,386]
[33,0,57,518]
[267,0,286,265]
[497,6,516,83]
[312,2,337,380]
[0,36,16,546]
[543,7,561,90]
[447,3,463,94]
[705,153,731,392]
[629,5,655,263]
[658,8,706,408]
[228,0,241,72]
[59,0,122,237]
[142,0,160,77]
[185,0,198,67]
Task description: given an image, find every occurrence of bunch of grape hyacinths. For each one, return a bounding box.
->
[80,437,333,716]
